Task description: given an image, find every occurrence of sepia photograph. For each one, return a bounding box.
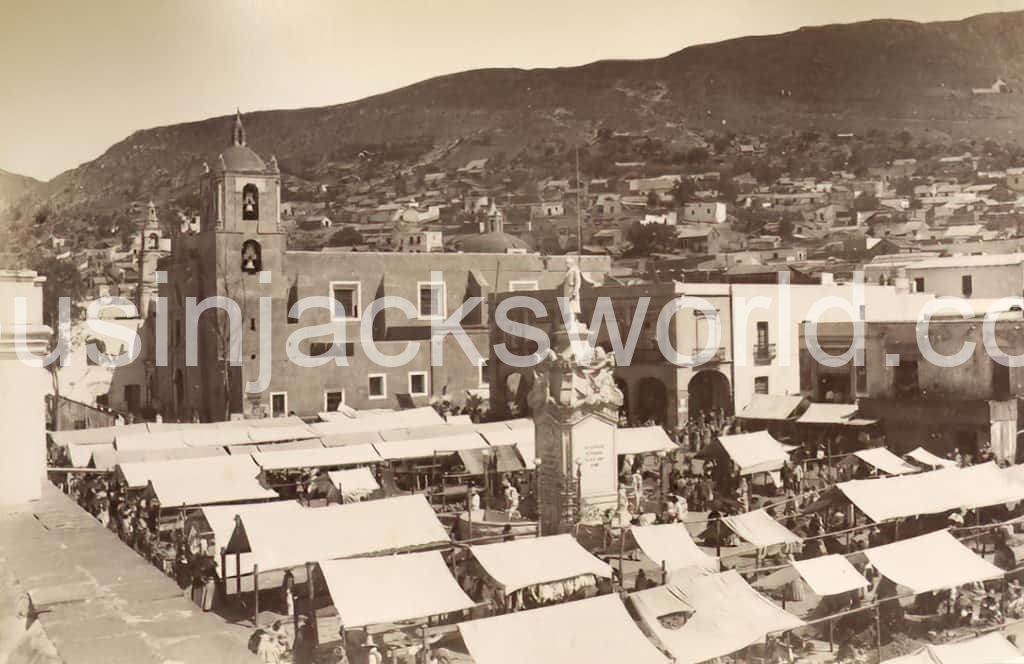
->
[8,1,1024,662]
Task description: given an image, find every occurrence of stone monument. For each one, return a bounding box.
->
[528,263,622,534]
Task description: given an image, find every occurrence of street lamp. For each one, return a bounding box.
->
[657,449,668,505]
[534,457,543,535]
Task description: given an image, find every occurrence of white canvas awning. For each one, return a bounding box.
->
[458,594,669,664]
[853,448,920,476]
[91,445,226,471]
[312,407,444,435]
[629,570,803,664]
[905,447,957,469]
[319,551,475,628]
[226,495,449,573]
[327,467,380,497]
[252,444,381,471]
[373,433,490,461]
[245,424,318,445]
[469,534,611,593]
[705,431,797,476]
[129,456,276,507]
[478,420,535,468]
[791,555,870,596]
[614,426,677,456]
[722,509,802,548]
[191,501,306,577]
[839,462,1024,522]
[882,632,1023,664]
[628,524,719,573]
[115,429,188,452]
[797,403,876,426]
[737,394,804,421]
[864,530,1004,594]
[70,442,113,467]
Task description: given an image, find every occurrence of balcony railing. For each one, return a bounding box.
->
[693,346,728,365]
[753,343,777,365]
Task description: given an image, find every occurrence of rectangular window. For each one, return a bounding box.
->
[892,359,919,399]
[309,341,354,357]
[508,280,539,292]
[798,349,812,392]
[961,275,973,298]
[324,390,345,412]
[408,371,428,397]
[855,364,868,396]
[270,392,287,417]
[418,281,446,319]
[914,277,925,293]
[330,282,361,320]
[754,376,770,395]
[479,358,490,387]
[124,384,141,412]
[756,321,769,348]
[993,359,1011,400]
[368,374,386,400]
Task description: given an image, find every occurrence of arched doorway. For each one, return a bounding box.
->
[635,377,668,426]
[687,370,732,423]
[173,369,184,417]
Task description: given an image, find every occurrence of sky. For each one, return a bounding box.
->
[2,0,1023,181]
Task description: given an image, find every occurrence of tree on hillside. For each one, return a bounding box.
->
[853,193,880,212]
[627,222,677,256]
[328,227,364,247]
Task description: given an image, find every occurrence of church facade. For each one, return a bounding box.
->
[153,113,611,421]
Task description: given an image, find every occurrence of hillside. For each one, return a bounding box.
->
[20,10,1024,222]
[0,169,41,209]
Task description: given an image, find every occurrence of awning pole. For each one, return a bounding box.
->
[252,563,260,626]
[306,561,319,647]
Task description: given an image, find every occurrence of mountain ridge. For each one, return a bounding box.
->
[15,10,1024,224]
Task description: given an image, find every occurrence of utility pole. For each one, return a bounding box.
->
[576,146,583,256]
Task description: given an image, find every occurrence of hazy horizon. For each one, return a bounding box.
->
[3,0,1023,181]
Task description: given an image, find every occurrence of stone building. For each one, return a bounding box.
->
[154,113,610,421]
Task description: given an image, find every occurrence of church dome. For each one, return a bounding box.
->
[218,144,266,172]
[450,232,532,254]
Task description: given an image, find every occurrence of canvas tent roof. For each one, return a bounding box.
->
[614,426,677,456]
[373,433,490,461]
[790,555,870,596]
[312,407,444,435]
[226,495,449,573]
[838,462,1024,522]
[70,442,113,467]
[244,424,318,445]
[326,467,380,497]
[853,448,920,476]
[905,447,957,469]
[864,530,1004,593]
[477,420,535,468]
[722,509,802,548]
[458,594,669,664]
[50,426,122,448]
[130,456,276,507]
[629,570,803,664]
[91,445,226,471]
[469,534,611,593]
[190,501,306,577]
[252,444,381,471]
[318,551,475,628]
[115,429,188,452]
[457,446,524,475]
[628,524,719,573]
[797,403,876,426]
[882,632,1022,664]
[737,394,805,421]
[700,431,797,475]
